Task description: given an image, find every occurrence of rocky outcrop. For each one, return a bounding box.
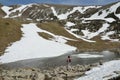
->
[0,64,97,80]
[0,68,45,80]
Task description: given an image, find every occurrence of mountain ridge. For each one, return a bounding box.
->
[0,1,120,63]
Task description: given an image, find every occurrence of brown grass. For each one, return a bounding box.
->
[0,7,6,17]
[37,21,78,40]
[37,22,120,52]
[38,32,54,40]
[0,18,22,55]
[67,36,120,52]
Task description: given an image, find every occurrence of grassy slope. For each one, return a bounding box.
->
[37,21,120,52]
[0,18,22,56]
[0,6,6,17]
[0,19,119,56]
[37,21,78,40]
[38,32,54,40]
[67,38,120,52]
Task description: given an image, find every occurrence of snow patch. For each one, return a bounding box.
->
[26,18,32,20]
[65,28,95,42]
[72,54,104,58]
[1,6,12,18]
[75,60,120,80]
[70,29,79,32]
[2,4,32,18]
[43,4,50,7]
[101,31,119,42]
[65,22,75,27]
[82,23,110,39]
[0,23,76,63]
[37,25,76,43]
[83,2,120,22]
[51,6,101,20]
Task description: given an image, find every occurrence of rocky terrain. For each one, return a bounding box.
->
[0,63,100,80]
[1,60,120,80]
[0,1,120,80]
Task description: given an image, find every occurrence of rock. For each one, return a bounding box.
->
[44,73,52,80]
[37,73,45,80]
[51,77,64,80]
[0,77,4,80]
[0,63,97,80]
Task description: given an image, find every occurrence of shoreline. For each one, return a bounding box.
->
[1,50,120,69]
[0,58,120,80]
[0,62,101,80]
[0,51,120,80]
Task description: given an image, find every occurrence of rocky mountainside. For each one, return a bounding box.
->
[0,1,120,63]
[0,2,120,41]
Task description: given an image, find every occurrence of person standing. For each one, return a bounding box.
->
[66,55,71,71]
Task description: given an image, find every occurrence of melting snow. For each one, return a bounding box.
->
[82,23,110,39]
[65,28,95,42]
[51,6,101,20]
[70,29,79,32]
[65,22,75,27]
[2,4,32,18]
[83,2,120,22]
[101,31,119,42]
[75,60,120,80]
[1,6,12,18]
[0,23,76,63]
[72,54,104,58]
[43,4,50,7]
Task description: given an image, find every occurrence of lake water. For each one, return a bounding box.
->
[38,51,120,68]
[2,51,120,69]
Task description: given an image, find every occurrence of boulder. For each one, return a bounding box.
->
[51,77,64,80]
[44,73,52,80]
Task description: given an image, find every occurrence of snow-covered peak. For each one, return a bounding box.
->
[1,4,33,18]
[1,6,12,18]
[83,2,120,22]
[51,6,101,20]
[0,2,120,42]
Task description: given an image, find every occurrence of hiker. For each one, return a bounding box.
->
[66,55,71,70]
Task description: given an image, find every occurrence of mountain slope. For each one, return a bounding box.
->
[0,23,76,63]
[0,2,120,63]
[0,18,22,56]
[1,2,119,41]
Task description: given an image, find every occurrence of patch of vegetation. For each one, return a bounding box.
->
[67,36,120,52]
[0,18,22,56]
[37,21,78,40]
[37,21,120,52]
[0,7,6,17]
[38,32,54,40]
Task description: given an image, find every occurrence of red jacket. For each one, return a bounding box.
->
[67,56,71,62]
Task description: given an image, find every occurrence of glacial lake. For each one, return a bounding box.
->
[1,51,120,69]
